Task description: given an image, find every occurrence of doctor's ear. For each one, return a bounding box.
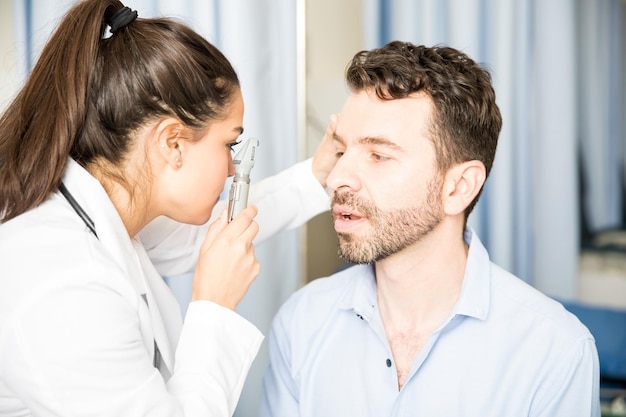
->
[155,119,186,169]
[442,160,486,216]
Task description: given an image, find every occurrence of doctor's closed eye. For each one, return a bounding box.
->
[227,140,241,154]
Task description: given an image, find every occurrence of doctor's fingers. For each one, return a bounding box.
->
[226,205,259,241]
[192,234,260,309]
[198,207,258,261]
[312,113,339,188]
[203,205,258,247]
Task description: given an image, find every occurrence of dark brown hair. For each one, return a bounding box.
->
[0,0,240,221]
[345,41,502,217]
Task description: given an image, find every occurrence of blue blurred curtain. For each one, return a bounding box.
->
[361,0,625,300]
[12,1,300,415]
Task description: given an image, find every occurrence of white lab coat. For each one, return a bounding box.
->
[0,158,329,417]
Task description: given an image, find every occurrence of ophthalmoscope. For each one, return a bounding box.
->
[228,138,259,222]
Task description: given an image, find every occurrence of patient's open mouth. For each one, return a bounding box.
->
[333,206,365,231]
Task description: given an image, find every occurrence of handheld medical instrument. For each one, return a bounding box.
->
[228,138,259,222]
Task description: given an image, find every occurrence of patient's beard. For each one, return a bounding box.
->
[334,177,444,264]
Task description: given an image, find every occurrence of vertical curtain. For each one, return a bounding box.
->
[578,0,625,235]
[361,0,624,300]
[12,1,299,415]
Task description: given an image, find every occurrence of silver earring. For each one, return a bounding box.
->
[176,158,182,168]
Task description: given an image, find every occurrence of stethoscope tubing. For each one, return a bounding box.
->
[59,182,98,239]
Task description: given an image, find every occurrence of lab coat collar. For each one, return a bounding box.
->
[61,159,147,296]
[133,239,181,377]
[60,158,177,376]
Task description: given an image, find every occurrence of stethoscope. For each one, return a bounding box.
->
[58,181,162,368]
[59,182,98,238]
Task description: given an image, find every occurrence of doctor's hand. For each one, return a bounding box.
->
[312,114,338,189]
[191,205,260,310]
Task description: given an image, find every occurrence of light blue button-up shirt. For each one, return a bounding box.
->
[260,230,600,417]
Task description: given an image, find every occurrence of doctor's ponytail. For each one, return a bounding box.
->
[0,0,120,221]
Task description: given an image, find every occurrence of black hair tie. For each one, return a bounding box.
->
[106,6,138,33]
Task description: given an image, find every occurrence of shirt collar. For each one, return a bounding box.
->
[453,228,490,320]
[337,264,378,322]
[336,228,491,322]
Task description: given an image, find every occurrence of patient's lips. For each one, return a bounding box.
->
[333,204,367,233]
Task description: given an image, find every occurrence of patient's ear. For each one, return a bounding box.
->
[441,161,486,216]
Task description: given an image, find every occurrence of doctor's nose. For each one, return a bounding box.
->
[227,157,236,177]
[326,152,361,193]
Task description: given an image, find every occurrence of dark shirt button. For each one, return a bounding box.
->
[386,358,392,367]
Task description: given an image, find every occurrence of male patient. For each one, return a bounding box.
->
[259,41,600,416]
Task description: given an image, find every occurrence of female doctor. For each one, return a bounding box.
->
[0,1,334,416]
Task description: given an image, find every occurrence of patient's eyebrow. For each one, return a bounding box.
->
[334,132,403,151]
[359,136,403,151]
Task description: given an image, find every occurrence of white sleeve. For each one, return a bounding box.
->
[139,158,329,277]
[168,301,264,416]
